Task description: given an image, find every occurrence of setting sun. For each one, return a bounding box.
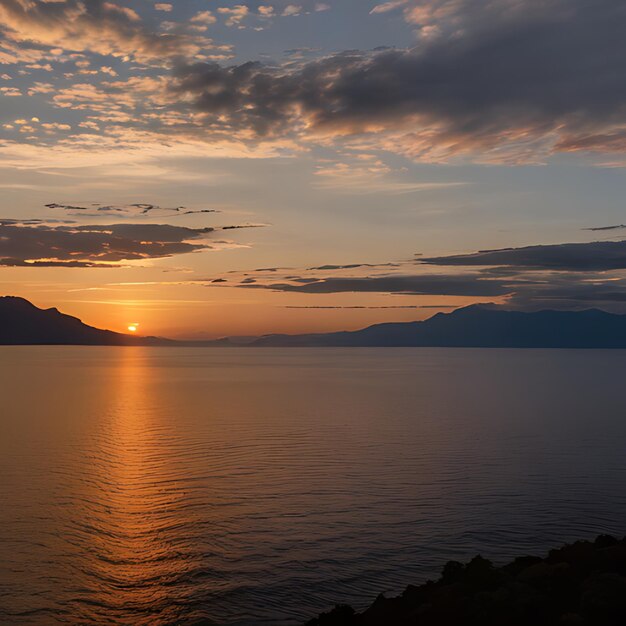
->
[127,324,138,333]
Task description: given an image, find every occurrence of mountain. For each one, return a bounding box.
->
[3,296,626,348]
[252,305,626,348]
[0,296,171,345]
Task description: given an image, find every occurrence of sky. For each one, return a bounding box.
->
[1,0,626,338]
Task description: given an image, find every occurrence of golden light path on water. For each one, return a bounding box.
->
[70,350,203,624]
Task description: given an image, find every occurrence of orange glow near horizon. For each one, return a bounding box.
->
[0,283,505,339]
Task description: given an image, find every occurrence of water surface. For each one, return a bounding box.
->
[1,347,626,625]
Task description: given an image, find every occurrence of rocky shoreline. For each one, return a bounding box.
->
[306,535,626,626]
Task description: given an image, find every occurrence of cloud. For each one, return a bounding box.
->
[422,240,626,272]
[583,225,626,232]
[204,236,626,311]
[0,0,210,63]
[191,11,217,26]
[307,263,380,271]
[220,224,266,230]
[218,5,249,27]
[313,160,466,193]
[0,86,22,96]
[284,305,426,309]
[505,277,626,309]
[246,274,514,296]
[0,131,291,175]
[369,1,407,15]
[0,220,256,267]
[170,0,626,160]
[45,202,221,218]
[282,5,302,17]
[8,0,623,164]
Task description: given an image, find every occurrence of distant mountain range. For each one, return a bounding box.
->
[252,305,626,348]
[2,295,626,348]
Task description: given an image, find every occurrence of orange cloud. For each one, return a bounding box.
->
[0,0,213,63]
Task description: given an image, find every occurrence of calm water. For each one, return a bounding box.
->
[1,347,626,625]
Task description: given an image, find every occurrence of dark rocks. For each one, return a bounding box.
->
[306,535,626,626]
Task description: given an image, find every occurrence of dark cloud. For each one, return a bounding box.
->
[246,275,514,297]
[47,203,220,218]
[221,237,626,311]
[262,269,626,311]
[309,264,370,270]
[45,204,93,212]
[306,263,400,271]
[0,258,118,268]
[0,221,221,267]
[583,225,626,232]
[0,218,74,225]
[506,278,626,310]
[220,224,266,230]
[170,0,626,156]
[283,305,429,310]
[422,240,626,272]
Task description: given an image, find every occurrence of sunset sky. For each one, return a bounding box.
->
[1,0,626,338]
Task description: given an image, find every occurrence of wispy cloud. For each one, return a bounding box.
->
[583,225,626,232]
[45,202,220,218]
[312,160,466,194]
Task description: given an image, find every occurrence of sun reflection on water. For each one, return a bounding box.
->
[73,348,203,625]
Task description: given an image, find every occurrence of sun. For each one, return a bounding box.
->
[127,324,138,333]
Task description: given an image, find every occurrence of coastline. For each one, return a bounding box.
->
[306,535,626,626]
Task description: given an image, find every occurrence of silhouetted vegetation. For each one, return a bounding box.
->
[306,535,626,626]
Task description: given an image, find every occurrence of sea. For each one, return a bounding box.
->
[1,347,626,625]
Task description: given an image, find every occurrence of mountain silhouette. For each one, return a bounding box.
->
[252,305,626,348]
[3,297,626,348]
[0,296,170,345]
